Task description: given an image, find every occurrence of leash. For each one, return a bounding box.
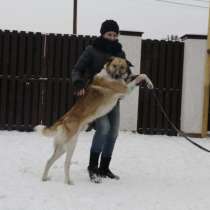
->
[150,90,210,153]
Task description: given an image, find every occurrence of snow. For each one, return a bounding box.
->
[1,130,210,210]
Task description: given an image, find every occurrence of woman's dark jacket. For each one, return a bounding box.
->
[71,36,126,90]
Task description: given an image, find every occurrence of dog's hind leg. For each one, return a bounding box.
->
[42,143,65,182]
[64,134,78,185]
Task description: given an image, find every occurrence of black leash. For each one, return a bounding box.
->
[151,90,210,153]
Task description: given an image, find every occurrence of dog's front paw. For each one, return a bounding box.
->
[141,74,154,89]
[135,74,145,85]
[146,80,154,89]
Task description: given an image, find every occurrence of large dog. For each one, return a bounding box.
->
[35,57,153,185]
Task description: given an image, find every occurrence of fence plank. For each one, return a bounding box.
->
[69,35,77,74]
[33,33,42,77]
[0,31,10,130]
[47,34,55,78]
[149,40,159,134]
[156,41,166,134]
[77,35,84,58]
[44,79,53,126]
[66,80,74,110]
[0,30,3,75]
[62,35,69,78]
[31,33,43,127]
[60,35,70,115]
[163,41,173,135]
[68,35,77,105]
[16,31,27,130]
[170,42,180,135]
[8,31,18,130]
[52,80,60,122]
[23,32,34,130]
[60,80,67,116]
[54,34,62,77]
[141,40,152,134]
[0,30,4,128]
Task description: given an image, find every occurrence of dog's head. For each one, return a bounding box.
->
[104,57,134,80]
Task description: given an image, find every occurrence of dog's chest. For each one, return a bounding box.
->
[87,97,118,123]
[97,98,117,117]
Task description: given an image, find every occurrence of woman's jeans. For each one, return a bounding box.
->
[90,102,120,158]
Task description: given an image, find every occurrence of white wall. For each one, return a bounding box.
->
[181,38,207,134]
[118,34,142,131]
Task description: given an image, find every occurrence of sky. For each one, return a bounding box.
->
[0,0,209,39]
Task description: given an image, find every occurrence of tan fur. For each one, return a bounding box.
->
[35,57,154,185]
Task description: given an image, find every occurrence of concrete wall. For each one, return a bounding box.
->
[181,35,207,134]
[118,31,143,131]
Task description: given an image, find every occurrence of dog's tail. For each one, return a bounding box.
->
[34,125,57,137]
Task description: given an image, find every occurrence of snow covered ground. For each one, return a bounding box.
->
[1,130,210,210]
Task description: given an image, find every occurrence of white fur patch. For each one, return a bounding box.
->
[34,125,46,134]
[35,124,57,138]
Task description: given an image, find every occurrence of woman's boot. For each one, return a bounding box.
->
[99,156,120,180]
[87,152,102,183]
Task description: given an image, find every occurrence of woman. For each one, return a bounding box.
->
[72,20,127,183]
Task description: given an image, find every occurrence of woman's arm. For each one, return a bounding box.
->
[72,46,93,94]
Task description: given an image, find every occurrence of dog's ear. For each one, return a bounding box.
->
[106,56,115,64]
[104,56,115,69]
[126,60,134,67]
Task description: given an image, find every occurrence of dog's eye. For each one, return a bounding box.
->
[113,64,117,68]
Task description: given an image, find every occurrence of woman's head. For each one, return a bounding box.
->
[100,20,119,41]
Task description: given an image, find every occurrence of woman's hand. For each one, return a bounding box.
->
[73,80,86,96]
[75,89,85,96]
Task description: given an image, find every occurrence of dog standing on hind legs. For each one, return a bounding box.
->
[35,57,153,185]
[36,119,81,185]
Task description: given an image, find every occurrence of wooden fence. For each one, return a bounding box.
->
[0,30,94,131]
[138,39,184,135]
